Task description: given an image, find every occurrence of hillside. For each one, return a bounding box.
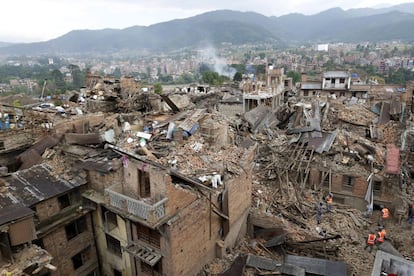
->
[1,4,414,55]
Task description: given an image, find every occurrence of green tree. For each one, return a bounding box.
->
[287,71,301,83]
[13,100,21,107]
[51,69,65,91]
[68,64,84,89]
[202,71,222,85]
[233,72,243,82]
[366,64,376,76]
[159,74,173,83]
[153,82,163,94]
[230,64,246,74]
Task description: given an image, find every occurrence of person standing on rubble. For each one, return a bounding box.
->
[408,204,414,226]
[364,231,376,252]
[376,226,385,244]
[317,202,323,224]
[326,193,333,212]
[380,205,390,227]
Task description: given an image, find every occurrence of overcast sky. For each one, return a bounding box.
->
[2,0,413,43]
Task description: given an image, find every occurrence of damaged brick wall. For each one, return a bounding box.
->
[163,197,222,276]
[42,215,98,276]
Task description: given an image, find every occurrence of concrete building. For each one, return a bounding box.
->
[299,71,370,99]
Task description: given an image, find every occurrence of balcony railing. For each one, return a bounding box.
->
[105,189,167,223]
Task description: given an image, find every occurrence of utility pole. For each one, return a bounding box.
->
[40,79,47,101]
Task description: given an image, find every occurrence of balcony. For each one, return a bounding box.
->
[124,241,162,267]
[105,188,167,224]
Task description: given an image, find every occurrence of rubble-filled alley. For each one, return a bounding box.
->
[1,68,414,276]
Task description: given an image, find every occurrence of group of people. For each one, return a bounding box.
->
[316,193,333,224]
[316,194,413,254]
[364,205,390,252]
[364,225,387,252]
[364,204,414,253]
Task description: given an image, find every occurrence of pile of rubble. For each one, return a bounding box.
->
[203,92,414,275]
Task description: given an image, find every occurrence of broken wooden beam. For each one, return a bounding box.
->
[65,133,102,145]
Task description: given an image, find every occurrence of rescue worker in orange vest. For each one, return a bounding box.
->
[326,193,333,212]
[380,205,390,227]
[376,228,385,244]
[364,231,376,252]
[380,227,386,240]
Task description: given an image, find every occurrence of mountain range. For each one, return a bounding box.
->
[2,3,414,56]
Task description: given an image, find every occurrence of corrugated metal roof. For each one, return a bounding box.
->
[323,71,349,78]
[0,203,34,226]
[301,83,322,90]
[1,164,84,207]
[307,130,338,153]
[75,160,115,173]
[285,255,347,276]
[178,109,206,132]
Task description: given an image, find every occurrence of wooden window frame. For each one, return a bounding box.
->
[137,223,161,248]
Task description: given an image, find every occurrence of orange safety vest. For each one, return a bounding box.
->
[327,195,333,204]
[367,234,376,245]
[382,208,390,219]
[381,229,387,237]
[377,231,384,243]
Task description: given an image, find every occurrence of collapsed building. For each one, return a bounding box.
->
[1,67,414,276]
[0,103,256,275]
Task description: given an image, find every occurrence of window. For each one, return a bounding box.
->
[137,223,161,248]
[58,194,70,209]
[352,91,357,97]
[106,234,122,257]
[57,190,80,210]
[373,181,382,193]
[339,92,345,97]
[138,169,150,198]
[102,206,118,231]
[0,141,4,150]
[65,217,87,240]
[339,78,345,84]
[140,260,162,275]
[342,175,355,190]
[303,91,309,96]
[72,246,91,270]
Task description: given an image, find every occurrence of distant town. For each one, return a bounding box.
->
[0,41,414,97]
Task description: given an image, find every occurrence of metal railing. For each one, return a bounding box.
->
[105,189,167,222]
